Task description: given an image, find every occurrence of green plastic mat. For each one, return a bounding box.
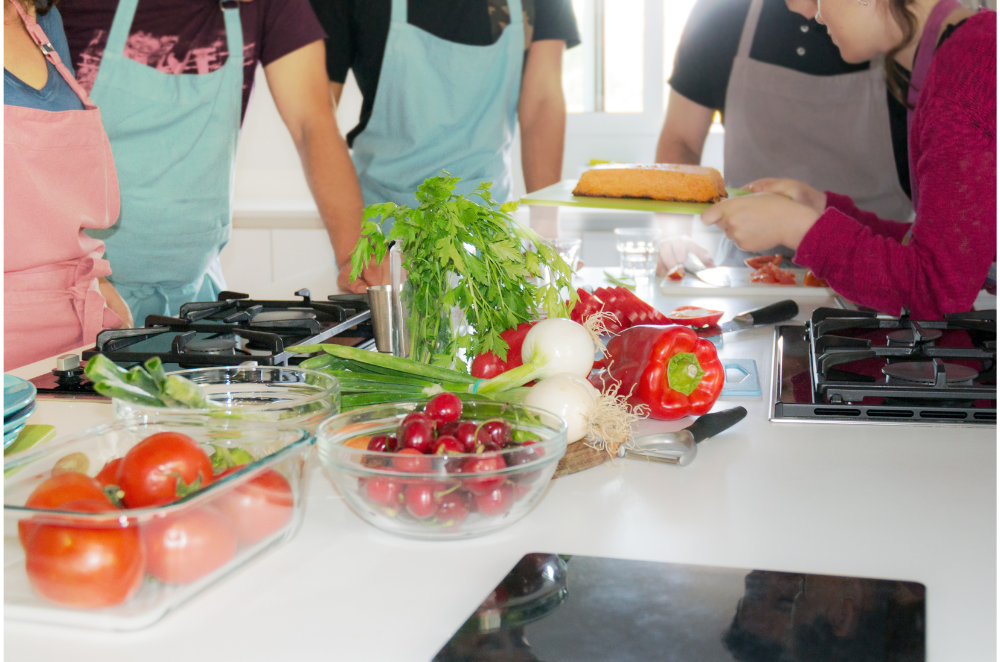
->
[520,180,750,215]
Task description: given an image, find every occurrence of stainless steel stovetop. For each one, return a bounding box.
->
[771,308,996,425]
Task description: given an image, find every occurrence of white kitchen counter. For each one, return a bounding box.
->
[4,274,996,662]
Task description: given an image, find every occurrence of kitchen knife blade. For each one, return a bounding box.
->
[683,256,731,287]
[707,300,799,337]
[620,407,747,465]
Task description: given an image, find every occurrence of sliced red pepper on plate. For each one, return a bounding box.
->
[663,306,725,328]
[602,325,724,420]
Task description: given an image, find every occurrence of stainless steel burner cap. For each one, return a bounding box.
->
[882,361,979,384]
[185,337,238,354]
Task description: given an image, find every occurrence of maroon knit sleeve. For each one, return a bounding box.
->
[794,15,996,319]
[821,192,910,242]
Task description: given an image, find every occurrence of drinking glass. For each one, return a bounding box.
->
[614,228,662,282]
[552,237,582,272]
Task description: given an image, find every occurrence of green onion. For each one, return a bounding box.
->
[290,344,477,385]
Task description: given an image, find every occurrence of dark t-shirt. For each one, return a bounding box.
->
[311,0,581,145]
[669,0,910,198]
[59,0,327,122]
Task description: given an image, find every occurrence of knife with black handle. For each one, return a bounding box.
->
[621,406,748,466]
[706,300,799,338]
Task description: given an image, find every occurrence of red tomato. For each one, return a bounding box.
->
[749,262,796,285]
[19,472,112,546]
[213,470,294,545]
[665,264,685,281]
[744,254,783,269]
[142,507,238,585]
[664,306,725,328]
[94,458,123,487]
[24,499,145,608]
[804,270,829,287]
[118,432,214,508]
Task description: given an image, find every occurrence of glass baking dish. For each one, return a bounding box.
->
[4,416,313,630]
[112,366,339,432]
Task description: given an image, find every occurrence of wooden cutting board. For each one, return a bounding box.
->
[553,417,698,478]
[520,180,750,216]
[554,441,614,477]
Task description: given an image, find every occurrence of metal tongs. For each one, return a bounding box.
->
[619,407,747,466]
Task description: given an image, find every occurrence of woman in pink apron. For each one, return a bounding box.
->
[700,0,995,320]
[4,0,130,371]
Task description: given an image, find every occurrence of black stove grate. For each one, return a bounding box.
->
[773,308,996,425]
[33,289,373,399]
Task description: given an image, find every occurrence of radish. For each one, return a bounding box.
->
[524,374,642,453]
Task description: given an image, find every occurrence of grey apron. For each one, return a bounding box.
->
[717,0,914,266]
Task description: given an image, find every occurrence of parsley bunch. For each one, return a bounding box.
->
[350,173,576,368]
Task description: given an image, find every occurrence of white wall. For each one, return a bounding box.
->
[224,62,725,293]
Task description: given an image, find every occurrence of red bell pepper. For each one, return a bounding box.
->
[602,325,724,420]
[470,322,536,379]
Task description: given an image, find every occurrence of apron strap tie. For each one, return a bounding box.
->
[65,256,114,343]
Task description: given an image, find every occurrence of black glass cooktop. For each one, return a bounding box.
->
[435,554,925,662]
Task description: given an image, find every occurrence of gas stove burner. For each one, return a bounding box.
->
[771,307,996,425]
[882,361,979,385]
[887,328,942,346]
[252,309,318,323]
[184,337,238,355]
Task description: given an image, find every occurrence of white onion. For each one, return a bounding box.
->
[520,318,595,379]
[525,374,600,442]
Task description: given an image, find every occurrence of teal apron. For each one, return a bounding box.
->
[88,0,242,323]
[351,0,524,215]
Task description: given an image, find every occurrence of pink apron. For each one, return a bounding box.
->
[4,2,121,371]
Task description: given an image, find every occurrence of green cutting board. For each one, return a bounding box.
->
[519,180,750,215]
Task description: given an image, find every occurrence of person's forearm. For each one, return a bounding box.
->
[824,192,909,241]
[98,277,132,328]
[296,116,365,269]
[655,132,701,165]
[519,96,566,194]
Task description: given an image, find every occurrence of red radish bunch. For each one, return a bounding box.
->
[357,393,545,528]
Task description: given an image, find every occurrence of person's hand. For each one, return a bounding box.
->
[656,235,714,276]
[701,193,821,253]
[337,257,389,294]
[745,178,827,215]
[97,277,133,328]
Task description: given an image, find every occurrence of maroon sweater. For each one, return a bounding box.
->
[795,12,996,319]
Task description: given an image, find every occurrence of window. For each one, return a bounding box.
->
[562,0,698,117]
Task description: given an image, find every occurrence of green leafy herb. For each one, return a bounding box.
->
[350,173,577,367]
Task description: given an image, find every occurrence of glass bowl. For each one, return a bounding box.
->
[317,401,567,540]
[4,416,313,630]
[112,366,339,432]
